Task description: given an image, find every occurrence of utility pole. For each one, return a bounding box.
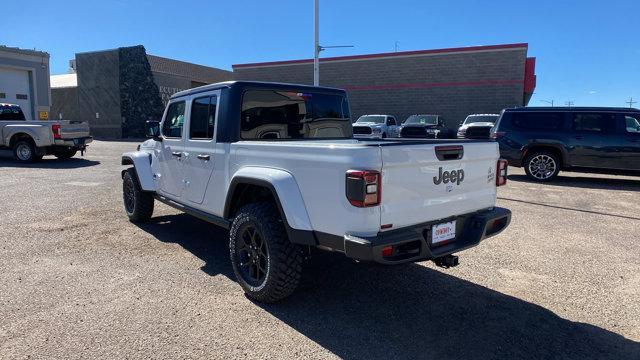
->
[565,100,574,107]
[394,41,400,52]
[313,0,320,86]
[626,97,637,108]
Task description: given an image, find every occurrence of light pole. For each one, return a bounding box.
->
[314,0,319,86]
[539,99,554,106]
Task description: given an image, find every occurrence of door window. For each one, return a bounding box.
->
[572,113,615,133]
[624,115,640,133]
[189,95,217,140]
[162,101,186,138]
[387,117,397,126]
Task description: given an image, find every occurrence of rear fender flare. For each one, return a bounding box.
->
[522,142,568,167]
[225,167,315,245]
[121,151,156,191]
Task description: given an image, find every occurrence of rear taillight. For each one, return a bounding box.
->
[346,170,381,207]
[491,131,506,140]
[52,124,61,139]
[496,159,508,186]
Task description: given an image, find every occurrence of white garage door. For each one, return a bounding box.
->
[0,67,33,119]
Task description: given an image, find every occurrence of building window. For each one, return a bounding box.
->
[16,94,28,100]
[0,93,6,99]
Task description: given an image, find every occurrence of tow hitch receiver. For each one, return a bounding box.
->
[434,254,459,268]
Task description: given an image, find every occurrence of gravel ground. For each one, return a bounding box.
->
[1,140,639,359]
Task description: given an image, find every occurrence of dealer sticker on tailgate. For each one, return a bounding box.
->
[432,221,456,245]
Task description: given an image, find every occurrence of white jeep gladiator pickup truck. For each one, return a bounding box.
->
[0,103,92,162]
[121,81,511,302]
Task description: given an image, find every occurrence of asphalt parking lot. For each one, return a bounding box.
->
[1,140,639,359]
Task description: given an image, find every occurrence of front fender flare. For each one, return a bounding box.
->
[225,167,315,245]
[121,151,156,192]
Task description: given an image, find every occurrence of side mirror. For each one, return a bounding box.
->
[438,119,444,127]
[145,120,161,141]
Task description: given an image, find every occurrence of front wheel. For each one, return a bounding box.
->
[229,203,303,303]
[122,168,154,222]
[524,151,560,181]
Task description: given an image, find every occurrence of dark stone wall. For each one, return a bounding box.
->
[119,46,165,138]
[234,47,528,128]
[50,87,79,121]
[76,49,122,138]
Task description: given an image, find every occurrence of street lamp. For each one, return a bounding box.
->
[313,0,353,86]
[539,99,554,106]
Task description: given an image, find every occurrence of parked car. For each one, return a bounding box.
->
[457,114,499,139]
[352,114,399,138]
[492,107,640,181]
[400,114,450,138]
[0,103,92,162]
[121,81,511,302]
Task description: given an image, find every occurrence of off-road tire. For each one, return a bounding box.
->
[13,140,37,163]
[524,150,560,182]
[122,168,154,222]
[229,203,303,303]
[54,148,77,160]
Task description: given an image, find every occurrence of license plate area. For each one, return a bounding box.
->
[430,220,456,246]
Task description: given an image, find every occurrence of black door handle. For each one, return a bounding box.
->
[171,151,182,157]
[197,154,210,161]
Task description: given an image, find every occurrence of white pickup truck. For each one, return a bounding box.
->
[0,103,92,162]
[121,81,511,302]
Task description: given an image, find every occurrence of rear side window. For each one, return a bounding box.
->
[624,114,640,133]
[572,113,615,133]
[189,95,217,140]
[240,89,351,140]
[162,101,186,138]
[511,112,563,130]
[387,117,397,126]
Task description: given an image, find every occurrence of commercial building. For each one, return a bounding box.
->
[0,46,51,120]
[51,45,232,138]
[233,43,536,128]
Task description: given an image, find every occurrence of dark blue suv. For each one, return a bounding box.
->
[491,107,640,181]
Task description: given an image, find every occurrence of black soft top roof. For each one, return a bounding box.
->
[171,81,346,100]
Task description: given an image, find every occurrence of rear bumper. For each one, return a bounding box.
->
[354,133,383,139]
[53,136,93,148]
[337,207,511,265]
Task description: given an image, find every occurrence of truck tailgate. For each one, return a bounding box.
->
[380,141,499,228]
[58,121,90,139]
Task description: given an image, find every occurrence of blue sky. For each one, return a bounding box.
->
[3,0,639,107]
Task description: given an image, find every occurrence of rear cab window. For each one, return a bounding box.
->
[240,89,351,140]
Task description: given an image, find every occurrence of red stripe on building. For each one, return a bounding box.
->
[524,57,537,93]
[232,43,529,69]
[344,79,523,91]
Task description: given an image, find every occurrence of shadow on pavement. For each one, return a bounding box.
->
[0,152,100,169]
[136,213,640,360]
[508,174,640,191]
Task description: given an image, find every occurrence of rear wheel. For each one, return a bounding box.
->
[229,203,302,303]
[54,148,77,160]
[13,140,37,163]
[524,151,560,181]
[122,168,154,222]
